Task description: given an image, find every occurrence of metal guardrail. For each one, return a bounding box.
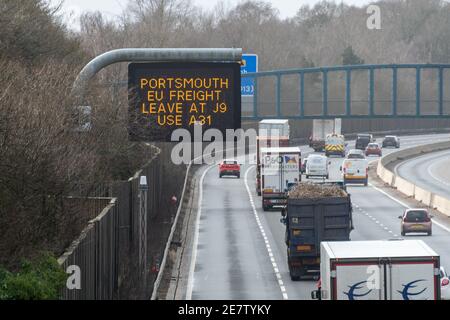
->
[242,64,450,120]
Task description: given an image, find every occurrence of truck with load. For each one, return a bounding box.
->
[312,240,441,300]
[309,119,342,152]
[281,182,353,280]
[256,120,290,196]
[261,147,301,211]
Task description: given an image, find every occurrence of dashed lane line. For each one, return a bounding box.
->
[244,166,289,300]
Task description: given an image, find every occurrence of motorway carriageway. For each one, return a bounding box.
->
[395,148,450,199]
[187,133,450,300]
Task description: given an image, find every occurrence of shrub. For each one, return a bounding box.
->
[0,252,67,300]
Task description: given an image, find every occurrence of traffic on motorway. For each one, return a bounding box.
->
[188,119,450,301]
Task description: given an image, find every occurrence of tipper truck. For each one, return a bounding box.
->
[281,182,353,280]
[261,147,301,211]
[313,240,441,300]
[309,119,342,152]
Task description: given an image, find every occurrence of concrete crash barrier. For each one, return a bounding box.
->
[433,195,450,217]
[377,140,450,217]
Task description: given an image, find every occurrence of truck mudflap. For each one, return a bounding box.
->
[287,251,320,281]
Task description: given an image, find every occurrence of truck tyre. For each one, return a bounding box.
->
[237,174,240,179]
[263,203,269,211]
[428,230,432,236]
[257,191,261,197]
[219,174,223,178]
[364,179,368,187]
[401,231,405,236]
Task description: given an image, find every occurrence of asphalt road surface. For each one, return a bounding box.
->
[395,149,450,198]
[188,133,450,300]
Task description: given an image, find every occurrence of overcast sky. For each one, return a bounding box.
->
[52,0,374,24]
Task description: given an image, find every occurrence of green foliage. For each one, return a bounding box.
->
[0,253,67,300]
[342,46,365,65]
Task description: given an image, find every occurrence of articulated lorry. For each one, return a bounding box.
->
[256,120,290,196]
[310,119,342,152]
[261,147,301,211]
[312,240,441,300]
[281,182,353,280]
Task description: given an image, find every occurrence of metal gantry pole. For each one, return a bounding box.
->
[71,48,243,105]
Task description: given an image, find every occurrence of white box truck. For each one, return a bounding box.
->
[310,119,342,152]
[258,119,290,138]
[261,147,301,211]
[313,240,441,300]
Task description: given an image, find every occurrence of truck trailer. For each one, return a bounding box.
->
[282,183,353,280]
[313,240,441,300]
[310,119,342,152]
[256,137,289,196]
[261,147,301,211]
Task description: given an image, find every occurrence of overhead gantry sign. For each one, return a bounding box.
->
[128,62,241,141]
[71,48,242,142]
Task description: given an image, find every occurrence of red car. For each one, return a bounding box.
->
[219,160,241,179]
[365,143,382,157]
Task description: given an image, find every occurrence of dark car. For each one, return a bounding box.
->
[355,134,374,150]
[365,143,382,157]
[399,209,433,236]
[382,135,400,148]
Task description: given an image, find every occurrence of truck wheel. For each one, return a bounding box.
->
[401,231,405,236]
[364,179,368,187]
[237,174,240,179]
[306,175,310,179]
[219,174,223,178]
[257,191,261,197]
[428,230,432,236]
[262,203,269,211]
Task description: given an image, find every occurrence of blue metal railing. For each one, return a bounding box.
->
[242,64,450,120]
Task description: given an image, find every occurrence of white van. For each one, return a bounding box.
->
[341,156,369,186]
[306,155,329,179]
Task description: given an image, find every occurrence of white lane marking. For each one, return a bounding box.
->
[427,155,450,187]
[186,165,215,300]
[244,166,288,300]
[369,183,450,234]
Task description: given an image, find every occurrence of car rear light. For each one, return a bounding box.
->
[442,278,449,286]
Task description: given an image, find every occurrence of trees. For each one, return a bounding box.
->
[342,46,365,65]
[0,0,83,65]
